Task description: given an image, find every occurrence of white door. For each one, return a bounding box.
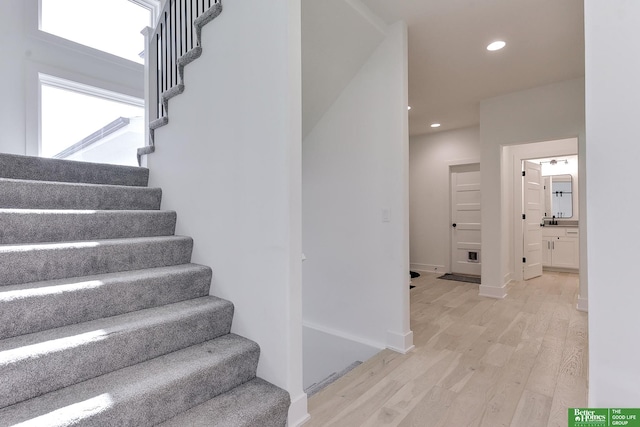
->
[523,160,543,280]
[451,164,481,276]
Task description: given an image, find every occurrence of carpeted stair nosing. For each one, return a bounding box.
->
[0,178,162,210]
[0,209,177,244]
[0,334,260,427]
[157,377,290,427]
[0,153,149,187]
[0,235,193,286]
[0,296,234,408]
[0,264,212,339]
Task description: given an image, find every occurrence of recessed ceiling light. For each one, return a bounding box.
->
[430,123,441,128]
[487,41,506,51]
[407,106,412,110]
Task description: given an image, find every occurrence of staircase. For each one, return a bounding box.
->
[0,153,290,426]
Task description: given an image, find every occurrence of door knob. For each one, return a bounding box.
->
[452,223,457,228]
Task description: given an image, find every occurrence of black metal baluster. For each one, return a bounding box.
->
[163,13,168,111]
[181,0,186,57]
[156,32,161,119]
[190,0,194,48]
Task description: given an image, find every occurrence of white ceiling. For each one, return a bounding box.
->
[302,0,585,137]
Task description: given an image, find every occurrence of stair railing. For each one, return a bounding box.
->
[139,0,223,165]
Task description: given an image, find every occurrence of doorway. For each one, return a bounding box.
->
[506,138,580,283]
[450,163,481,276]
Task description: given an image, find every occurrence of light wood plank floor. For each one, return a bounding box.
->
[306,271,588,427]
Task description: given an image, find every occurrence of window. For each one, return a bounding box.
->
[40,75,144,166]
[40,0,152,63]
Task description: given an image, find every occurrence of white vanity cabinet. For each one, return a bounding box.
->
[542,227,579,270]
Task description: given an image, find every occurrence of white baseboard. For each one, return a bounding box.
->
[479,284,507,299]
[410,263,445,273]
[503,272,512,285]
[386,330,414,354]
[288,392,310,426]
[576,296,588,312]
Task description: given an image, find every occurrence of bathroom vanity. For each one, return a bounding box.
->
[542,224,579,270]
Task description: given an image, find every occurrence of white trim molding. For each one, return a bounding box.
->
[479,284,507,299]
[302,321,384,351]
[386,330,414,354]
[288,392,310,427]
[576,297,588,312]
[410,263,444,274]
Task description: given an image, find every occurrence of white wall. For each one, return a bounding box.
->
[479,78,586,299]
[0,0,143,155]
[302,21,412,387]
[585,0,640,406]
[408,126,480,273]
[147,1,307,425]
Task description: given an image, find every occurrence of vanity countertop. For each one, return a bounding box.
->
[542,219,579,227]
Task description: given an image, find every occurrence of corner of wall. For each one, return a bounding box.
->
[386,330,414,354]
[479,284,507,299]
[288,392,310,427]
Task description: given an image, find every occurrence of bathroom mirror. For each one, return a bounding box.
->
[544,174,573,218]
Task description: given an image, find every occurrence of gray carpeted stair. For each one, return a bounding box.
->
[0,153,290,425]
[0,153,148,186]
[0,209,176,244]
[158,378,291,427]
[0,235,194,286]
[0,178,162,210]
[0,264,212,339]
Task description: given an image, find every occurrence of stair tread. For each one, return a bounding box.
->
[0,209,177,244]
[0,235,192,251]
[0,236,194,286]
[0,263,211,294]
[0,295,231,352]
[0,177,159,191]
[0,153,149,187]
[0,334,259,427]
[0,263,212,339]
[0,177,162,210]
[158,378,290,427]
[0,296,233,408]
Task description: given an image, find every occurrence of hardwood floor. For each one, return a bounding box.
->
[306,272,588,427]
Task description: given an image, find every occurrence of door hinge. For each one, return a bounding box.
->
[522,214,526,220]
[522,171,526,176]
[523,257,526,263]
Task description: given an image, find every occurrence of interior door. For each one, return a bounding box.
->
[451,164,481,276]
[523,160,543,280]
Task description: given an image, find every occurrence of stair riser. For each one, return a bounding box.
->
[0,237,193,286]
[0,299,234,408]
[0,336,260,427]
[0,210,177,244]
[0,265,212,339]
[0,154,149,186]
[0,179,162,210]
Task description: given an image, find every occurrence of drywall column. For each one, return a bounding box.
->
[479,79,585,298]
[585,0,640,406]
[147,1,307,425]
[302,21,412,388]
